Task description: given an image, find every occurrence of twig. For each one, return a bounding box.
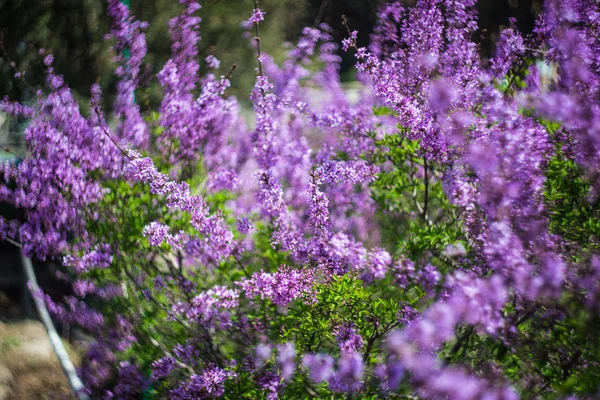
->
[562,349,582,380]
[514,304,540,326]
[225,64,237,80]
[234,257,252,278]
[2,146,24,162]
[423,156,429,220]
[504,37,544,93]
[92,106,131,159]
[253,0,263,77]
[408,158,433,226]
[0,31,39,92]
[341,15,352,37]
[313,0,330,27]
[446,325,475,362]
[363,321,399,361]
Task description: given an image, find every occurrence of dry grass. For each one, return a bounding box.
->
[0,320,81,400]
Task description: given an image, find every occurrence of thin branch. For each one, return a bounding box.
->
[313,0,330,27]
[423,156,429,220]
[408,158,433,226]
[363,321,399,361]
[341,15,352,37]
[92,106,131,159]
[514,304,540,326]
[446,325,475,362]
[234,257,252,278]
[504,37,544,93]
[225,64,237,80]
[562,349,582,380]
[253,0,263,77]
[0,31,39,92]
[2,146,24,162]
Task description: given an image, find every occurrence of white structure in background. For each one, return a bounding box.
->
[0,109,26,160]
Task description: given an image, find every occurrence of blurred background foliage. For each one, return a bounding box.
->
[0,0,542,110]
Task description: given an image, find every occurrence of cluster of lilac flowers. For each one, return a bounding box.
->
[237,266,316,306]
[2,0,600,398]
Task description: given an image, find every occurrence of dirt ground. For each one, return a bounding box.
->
[0,318,80,400]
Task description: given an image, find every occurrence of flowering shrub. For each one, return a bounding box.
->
[2,0,600,398]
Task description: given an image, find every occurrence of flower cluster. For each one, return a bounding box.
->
[2,0,600,398]
[237,266,315,306]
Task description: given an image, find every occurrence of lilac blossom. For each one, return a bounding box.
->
[276,343,296,381]
[302,354,335,383]
[151,356,178,380]
[2,0,600,398]
[237,266,315,306]
[106,0,149,148]
[242,8,266,29]
[126,152,234,263]
[170,365,233,399]
[333,323,364,353]
[328,352,364,393]
[175,286,239,330]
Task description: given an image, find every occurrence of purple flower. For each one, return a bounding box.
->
[112,361,148,399]
[181,286,239,330]
[490,18,525,78]
[329,352,364,393]
[302,354,335,383]
[208,168,238,192]
[236,217,252,234]
[363,248,392,281]
[397,305,418,326]
[153,276,167,291]
[126,153,235,262]
[256,370,280,400]
[73,280,96,298]
[276,343,296,381]
[255,344,272,369]
[375,360,404,392]
[143,221,170,246]
[64,244,113,274]
[151,356,177,380]
[342,31,358,51]
[173,342,200,365]
[238,266,315,306]
[170,365,233,399]
[43,54,54,66]
[205,55,220,69]
[427,78,459,113]
[418,263,441,294]
[333,323,363,353]
[243,8,266,29]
